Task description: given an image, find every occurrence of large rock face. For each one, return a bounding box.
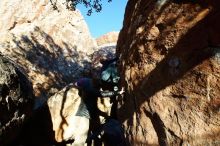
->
[0,0,97,100]
[0,54,34,146]
[117,0,220,145]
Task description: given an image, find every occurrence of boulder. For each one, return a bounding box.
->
[117,0,220,145]
[0,0,97,100]
[47,85,88,143]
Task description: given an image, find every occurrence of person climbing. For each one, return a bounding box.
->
[75,57,124,119]
[73,57,125,146]
[99,57,124,119]
[74,77,124,145]
[74,77,111,120]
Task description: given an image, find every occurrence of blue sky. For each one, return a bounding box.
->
[77,0,128,38]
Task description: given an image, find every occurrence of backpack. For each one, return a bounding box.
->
[100,58,120,84]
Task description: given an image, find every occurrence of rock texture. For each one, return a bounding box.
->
[90,45,116,78]
[18,84,118,146]
[47,85,88,143]
[90,32,119,78]
[12,85,88,146]
[0,0,97,100]
[47,85,120,145]
[0,54,34,146]
[117,0,220,145]
[96,31,119,47]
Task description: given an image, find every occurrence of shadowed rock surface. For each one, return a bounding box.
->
[117,0,220,145]
[12,86,81,146]
[0,1,119,145]
[15,84,120,146]
[1,0,219,146]
[0,0,97,101]
[91,32,119,79]
[0,54,34,146]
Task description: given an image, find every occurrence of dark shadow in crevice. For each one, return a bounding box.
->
[11,104,73,146]
[143,109,168,146]
[58,85,73,140]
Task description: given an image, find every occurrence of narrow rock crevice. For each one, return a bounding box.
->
[8,22,17,31]
[143,108,168,146]
[167,128,183,146]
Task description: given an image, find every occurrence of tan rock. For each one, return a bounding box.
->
[47,85,89,145]
[117,0,220,145]
[96,31,119,46]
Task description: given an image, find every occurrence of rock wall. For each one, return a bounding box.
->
[0,54,34,146]
[0,0,97,100]
[117,0,220,145]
